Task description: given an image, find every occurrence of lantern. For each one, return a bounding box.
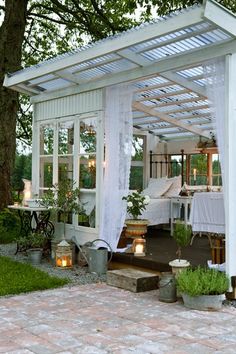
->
[133,238,146,257]
[55,240,72,268]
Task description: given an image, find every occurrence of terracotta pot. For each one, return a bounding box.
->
[125,219,149,239]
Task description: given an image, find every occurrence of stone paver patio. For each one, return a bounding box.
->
[0,283,236,353]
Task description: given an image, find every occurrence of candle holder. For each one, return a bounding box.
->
[133,238,146,257]
[55,240,73,268]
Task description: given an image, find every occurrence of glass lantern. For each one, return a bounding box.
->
[55,240,72,268]
[133,238,146,257]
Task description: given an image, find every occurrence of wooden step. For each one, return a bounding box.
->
[107,268,159,293]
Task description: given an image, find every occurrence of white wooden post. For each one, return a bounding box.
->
[225,53,236,279]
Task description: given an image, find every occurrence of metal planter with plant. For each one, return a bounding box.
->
[176,266,229,311]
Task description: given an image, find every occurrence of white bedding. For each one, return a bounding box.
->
[140,198,171,226]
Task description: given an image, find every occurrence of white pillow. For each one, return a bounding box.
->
[142,178,172,198]
[164,175,182,197]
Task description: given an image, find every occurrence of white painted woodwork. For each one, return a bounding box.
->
[133,101,210,138]
[224,54,236,280]
[34,89,103,121]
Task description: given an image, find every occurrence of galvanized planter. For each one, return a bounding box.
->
[182,293,225,311]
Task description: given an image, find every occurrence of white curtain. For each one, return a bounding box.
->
[203,57,226,186]
[99,84,134,251]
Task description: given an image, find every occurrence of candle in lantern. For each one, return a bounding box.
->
[62,259,67,267]
[135,244,144,254]
[193,168,197,181]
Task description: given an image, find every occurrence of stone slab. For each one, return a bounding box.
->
[106,268,159,292]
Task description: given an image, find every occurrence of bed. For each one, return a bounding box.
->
[139,174,182,226]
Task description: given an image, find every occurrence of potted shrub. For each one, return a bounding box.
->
[169,220,192,275]
[122,191,150,238]
[17,231,46,265]
[41,179,84,240]
[177,266,229,311]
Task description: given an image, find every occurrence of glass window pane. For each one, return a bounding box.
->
[58,156,73,183]
[40,157,53,188]
[58,121,74,155]
[80,118,97,154]
[79,191,96,228]
[132,136,144,161]
[130,166,143,191]
[40,126,54,155]
[79,155,96,189]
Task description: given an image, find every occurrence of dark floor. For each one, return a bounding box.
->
[112,227,212,272]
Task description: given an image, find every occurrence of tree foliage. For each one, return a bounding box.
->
[0,0,235,209]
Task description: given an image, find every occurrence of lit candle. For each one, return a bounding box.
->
[62,259,67,267]
[135,244,144,254]
[193,168,197,181]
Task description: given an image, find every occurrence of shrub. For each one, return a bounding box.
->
[173,220,192,260]
[0,209,20,244]
[177,266,229,296]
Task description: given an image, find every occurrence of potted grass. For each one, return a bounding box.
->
[177,266,229,311]
[169,220,192,275]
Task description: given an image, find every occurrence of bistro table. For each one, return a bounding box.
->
[8,205,54,238]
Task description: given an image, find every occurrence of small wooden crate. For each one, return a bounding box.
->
[107,268,159,293]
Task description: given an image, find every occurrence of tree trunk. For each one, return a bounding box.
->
[0,0,28,209]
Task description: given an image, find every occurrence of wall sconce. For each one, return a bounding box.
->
[133,238,146,257]
[56,240,72,268]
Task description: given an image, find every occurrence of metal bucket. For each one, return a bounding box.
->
[158,272,177,303]
[88,247,108,275]
[87,239,113,275]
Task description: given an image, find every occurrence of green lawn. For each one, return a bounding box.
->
[0,256,69,296]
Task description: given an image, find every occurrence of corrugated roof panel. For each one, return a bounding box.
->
[39,78,72,91]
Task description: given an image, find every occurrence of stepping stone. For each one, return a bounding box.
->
[107,268,159,293]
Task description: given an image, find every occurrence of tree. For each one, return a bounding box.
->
[0,0,235,210]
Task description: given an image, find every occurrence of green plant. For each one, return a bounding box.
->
[0,209,20,244]
[173,220,192,260]
[17,231,46,250]
[0,256,69,296]
[41,179,84,238]
[177,266,229,297]
[122,191,150,220]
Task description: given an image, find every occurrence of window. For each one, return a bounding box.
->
[78,117,97,228]
[129,136,145,190]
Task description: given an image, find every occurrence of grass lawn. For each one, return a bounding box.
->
[0,256,69,296]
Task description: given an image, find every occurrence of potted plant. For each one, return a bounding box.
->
[122,191,150,238]
[176,266,229,311]
[41,179,84,240]
[17,231,46,265]
[169,220,192,275]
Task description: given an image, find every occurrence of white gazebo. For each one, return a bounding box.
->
[4,0,236,278]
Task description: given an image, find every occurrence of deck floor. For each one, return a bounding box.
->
[111,227,212,272]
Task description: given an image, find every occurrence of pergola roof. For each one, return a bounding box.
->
[4,0,236,141]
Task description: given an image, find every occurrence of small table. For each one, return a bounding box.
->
[170,196,192,236]
[8,205,54,238]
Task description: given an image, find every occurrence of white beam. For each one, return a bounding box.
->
[204,0,236,37]
[148,97,204,108]
[132,101,210,138]
[224,53,236,279]
[137,88,190,101]
[162,71,207,97]
[4,6,203,87]
[118,49,149,66]
[30,39,236,104]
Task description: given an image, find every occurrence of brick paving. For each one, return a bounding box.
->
[0,283,236,353]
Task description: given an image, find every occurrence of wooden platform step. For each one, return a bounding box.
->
[107,268,159,293]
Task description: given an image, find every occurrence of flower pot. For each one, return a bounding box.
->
[169,259,190,276]
[125,219,149,239]
[27,248,43,265]
[182,293,225,311]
